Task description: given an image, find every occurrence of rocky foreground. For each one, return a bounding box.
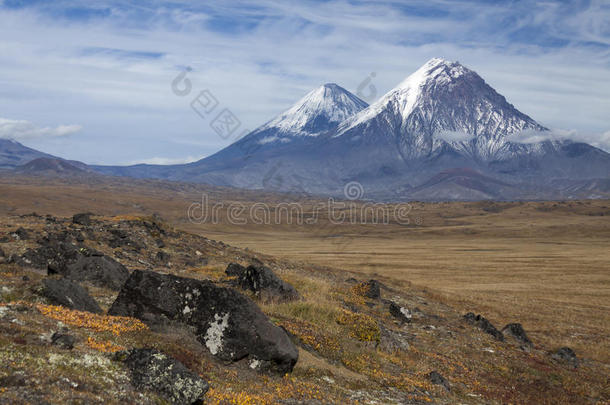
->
[0,213,607,404]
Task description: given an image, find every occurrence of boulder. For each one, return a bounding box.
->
[389,302,412,323]
[18,240,79,270]
[551,347,578,368]
[463,313,504,341]
[48,247,129,291]
[109,270,298,374]
[51,332,76,350]
[225,262,246,277]
[378,325,410,353]
[427,371,450,391]
[13,227,30,240]
[41,277,103,314]
[116,348,209,404]
[234,264,299,302]
[72,213,92,226]
[108,229,144,251]
[501,323,532,347]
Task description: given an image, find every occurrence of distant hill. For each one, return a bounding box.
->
[0,139,55,169]
[15,157,91,176]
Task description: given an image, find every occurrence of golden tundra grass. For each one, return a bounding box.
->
[1,174,608,363]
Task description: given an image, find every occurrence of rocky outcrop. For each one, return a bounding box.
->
[116,348,209,404]
[463,313,504,341]
[108,270,299,373]
[12,227,30,240]
[51,332,76,350]
[37,242,130,291]
[17,237,128,290]
[378,325,410,353]
[41,277,102,314]
[21,240,81,270]
[502,323,532,348]
[355,280,381,299]
[72,213,93,226]
[389,302,412,323]
[108,228,145,251]
[50,253,129,291]
[225,262,246,277]
[232,264,299,302]
[427,371,450,391]
[551,347,579,368]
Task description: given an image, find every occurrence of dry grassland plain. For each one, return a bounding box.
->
[1,174,608,363]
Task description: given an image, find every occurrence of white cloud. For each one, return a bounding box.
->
[0,118,82,140]
[507,128,610,152]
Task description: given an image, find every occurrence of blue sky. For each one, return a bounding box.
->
[0,0,609,164]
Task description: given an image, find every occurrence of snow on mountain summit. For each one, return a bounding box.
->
[338,58,472,134]
[336,57,548,160]
[258,83,369,138]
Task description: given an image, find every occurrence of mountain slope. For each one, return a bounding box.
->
[94,83,369,182]
[194,83,369,173]
[336,58,550,162]
[15,157,92,176]
[0,139,55,169]
[254,83,369,140]
[92,58,610,200]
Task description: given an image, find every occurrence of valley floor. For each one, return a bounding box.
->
[0,174,608,403]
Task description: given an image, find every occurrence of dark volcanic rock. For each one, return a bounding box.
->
[356,280,381,299]
[41,277,102,314]
[61,256,129,290]
[117,348,209,404]
[551,347,579,368]
[463,313,504,341]
[72,213,92,226]
[108,228,145,251]
[225,262,246,277]
[378,325,410,353]
[502,323,532,347]
[389,302,412,323]
[234,264,299,302]
[51,332,76,350]
[46,244,129,291]
[427,371,450,391]
[0,246,4,257]
[20,240,81,270]
[156,251,171,264]
[13,227,30,240]
[109,270,299,373]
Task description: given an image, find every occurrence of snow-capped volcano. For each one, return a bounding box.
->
[249,83,368,145]
[94,58,610,200]
[337,58,548,161]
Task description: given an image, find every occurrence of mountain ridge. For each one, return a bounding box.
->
[4,58,609,201]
